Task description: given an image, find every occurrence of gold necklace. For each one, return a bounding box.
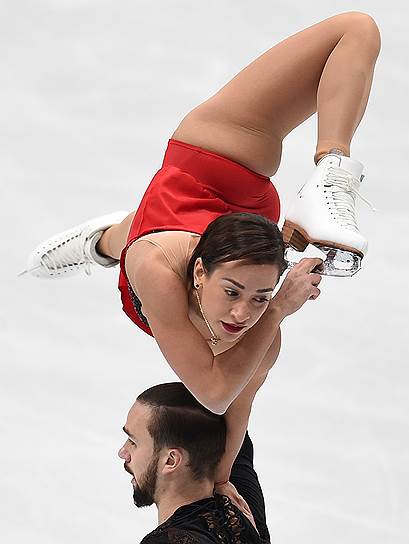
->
[194,289,220,346]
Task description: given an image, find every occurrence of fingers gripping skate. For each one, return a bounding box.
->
[282,221,363,277]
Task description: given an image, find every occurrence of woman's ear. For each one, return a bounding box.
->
[193,257,206,285]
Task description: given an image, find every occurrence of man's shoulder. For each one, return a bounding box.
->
[139,493,266,544]
[140,526,211,544]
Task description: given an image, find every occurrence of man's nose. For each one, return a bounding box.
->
[118,444,131,462]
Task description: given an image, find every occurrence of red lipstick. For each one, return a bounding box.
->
[221,321,245,334]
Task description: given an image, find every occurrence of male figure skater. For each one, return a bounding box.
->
[119,382,271,543]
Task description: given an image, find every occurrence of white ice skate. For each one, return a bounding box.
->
[282,154,374,276]
[20,211,130,279]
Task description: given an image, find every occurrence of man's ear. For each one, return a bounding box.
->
[161,448,184,475]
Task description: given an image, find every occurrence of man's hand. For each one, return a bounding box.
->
[214,480,258,532]
[272,257,323,318]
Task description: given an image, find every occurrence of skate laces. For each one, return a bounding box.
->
[324,166,375,230]
[40,230,94,275]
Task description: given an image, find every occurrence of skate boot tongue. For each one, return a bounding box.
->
[318,154,364,180]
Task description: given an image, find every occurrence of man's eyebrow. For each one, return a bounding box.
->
[222,277,274,293]
[123,426,137,441]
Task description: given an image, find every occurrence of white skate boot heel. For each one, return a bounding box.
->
[283,154,375,277]
[20,210,130,279]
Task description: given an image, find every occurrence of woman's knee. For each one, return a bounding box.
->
[340,12,381,57]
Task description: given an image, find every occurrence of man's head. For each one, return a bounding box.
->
[118,382,226,507]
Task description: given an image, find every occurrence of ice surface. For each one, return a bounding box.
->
[2,2,409,543]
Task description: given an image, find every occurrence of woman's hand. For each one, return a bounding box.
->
[214,480,258,532]
[271,257,323,318]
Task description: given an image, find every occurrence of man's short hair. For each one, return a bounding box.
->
[137,382,226,480]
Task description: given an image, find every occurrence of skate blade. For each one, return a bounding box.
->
[17,265,42,277]
[285,245,362,277]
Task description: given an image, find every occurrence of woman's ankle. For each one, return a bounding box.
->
[96,227,118,260]
[314,145,349,165]
[96,211,135,260]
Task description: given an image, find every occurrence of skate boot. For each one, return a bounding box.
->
[282,153,374,276]
[20,211,130,279]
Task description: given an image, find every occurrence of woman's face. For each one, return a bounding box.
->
[193,259,281,343]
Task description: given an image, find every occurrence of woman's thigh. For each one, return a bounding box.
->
[172,12,377,176]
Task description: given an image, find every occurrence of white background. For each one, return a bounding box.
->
[1,1,408,543]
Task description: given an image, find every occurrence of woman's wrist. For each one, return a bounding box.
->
[214,468,231,486]
[266,298,286,322]
[214,479,229,487]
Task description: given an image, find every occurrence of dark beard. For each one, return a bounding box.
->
[133,454,159,508]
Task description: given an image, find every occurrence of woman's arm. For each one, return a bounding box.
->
[214,329,281,483]
[129,246,321,414]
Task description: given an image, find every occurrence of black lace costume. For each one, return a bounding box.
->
[128,282,150,328]
[140,433,270,544]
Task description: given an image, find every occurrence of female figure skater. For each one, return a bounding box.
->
[24,12,380,517]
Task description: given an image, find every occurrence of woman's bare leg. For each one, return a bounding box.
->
[172,12,381,176]
[99,12,381,259]
[97,211,135,260]
[26,15,380,277]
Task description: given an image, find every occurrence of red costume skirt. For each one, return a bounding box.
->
[118,138,281,336]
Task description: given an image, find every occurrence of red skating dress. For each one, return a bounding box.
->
[118,139,281,336]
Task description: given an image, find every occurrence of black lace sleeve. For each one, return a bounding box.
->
[139,530,169,544]
[140,494,263,544]
[141,528,207,544]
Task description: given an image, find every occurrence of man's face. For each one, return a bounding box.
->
[118,402,159,507]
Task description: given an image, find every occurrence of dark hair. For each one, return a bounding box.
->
[137,382,226,481]
[186,212,286,283]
